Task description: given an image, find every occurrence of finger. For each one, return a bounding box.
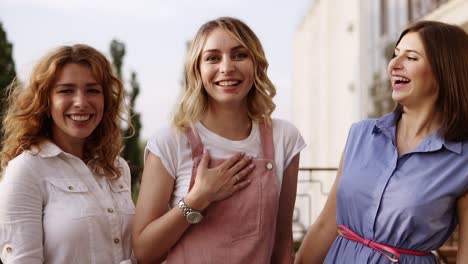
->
[218,152,245,171]
[231,179,251,193]
[227,155,253,176]
[231,174,241,185]
[199,149,210,169]
[234,163,255,181]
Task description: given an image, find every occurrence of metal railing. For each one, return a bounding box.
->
[293,167,338,241]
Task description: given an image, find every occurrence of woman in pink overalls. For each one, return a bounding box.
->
[132,17,306,264]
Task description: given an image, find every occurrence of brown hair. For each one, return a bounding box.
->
[394,21,468,141]
[173,16,276,130]
[1,44,126,177]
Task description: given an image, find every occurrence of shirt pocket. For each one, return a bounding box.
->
[107,179,135,215]
[45,178,99,219]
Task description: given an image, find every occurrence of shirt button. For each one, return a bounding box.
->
[68,186,74,191]
[114,238,120,244]
[119,184,124,189]
[266,162,273,170]
[6,247,12,253]
[107,208,114,213]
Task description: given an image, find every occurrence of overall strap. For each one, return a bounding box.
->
[259,122,274,160]
[185,126,204,159]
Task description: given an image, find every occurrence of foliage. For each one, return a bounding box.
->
[109,39,143,193]
[0,21,17,144]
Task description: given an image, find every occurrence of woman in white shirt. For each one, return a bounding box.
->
[133,17,305,263]
[0,44,135,264]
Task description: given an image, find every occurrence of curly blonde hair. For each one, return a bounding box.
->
[1,44,126,178]
[174,17,276,130]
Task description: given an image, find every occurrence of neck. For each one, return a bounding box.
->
[398,106,441,138]
[202,103,252,140]
[52,135,85,159]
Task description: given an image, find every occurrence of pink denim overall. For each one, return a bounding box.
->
[167,123,280,264]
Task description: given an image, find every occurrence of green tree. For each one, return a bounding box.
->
[0,21,17,140]
[109,39,143,193]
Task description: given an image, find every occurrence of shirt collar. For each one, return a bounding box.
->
[28,140,64,158]
[372,112,462,155]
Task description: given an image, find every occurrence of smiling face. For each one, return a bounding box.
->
[388,32,439,110]
[199,27,255,108]
[50,63,104,148]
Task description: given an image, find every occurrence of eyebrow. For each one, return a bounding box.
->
[202,45,246,54]
[394,47,422,56]
[55,82,101,88]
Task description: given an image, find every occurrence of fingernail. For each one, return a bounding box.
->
[249,164,255,168]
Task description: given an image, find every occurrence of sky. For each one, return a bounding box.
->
[0,0,312,140]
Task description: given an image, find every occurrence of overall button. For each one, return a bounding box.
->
[114,238,120,244]
[266,162,273,170]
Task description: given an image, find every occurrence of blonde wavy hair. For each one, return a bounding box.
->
[0,44,126,178]
[174,17,276,130]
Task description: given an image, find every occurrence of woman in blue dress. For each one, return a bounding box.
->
[295,21,468,263]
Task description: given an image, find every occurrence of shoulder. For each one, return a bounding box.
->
[271,118,301,135]
[347,118,378,138]
[1,151,41,185]
[352,118,378,130]
[147,124,186,146]
[270,118,305,149]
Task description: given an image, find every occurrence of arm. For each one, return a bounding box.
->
[294,151,344,264]
[0,160,44,263]
[456,191,468,262]
[271,154,300,264]
[132,150,254,263]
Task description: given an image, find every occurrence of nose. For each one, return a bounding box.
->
[73,90,89,108]
[220,56,235,74]
[388,55,403,72]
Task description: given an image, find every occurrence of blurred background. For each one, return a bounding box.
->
[1,0,467,262]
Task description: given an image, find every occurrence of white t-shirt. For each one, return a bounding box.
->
[145,118,306,208]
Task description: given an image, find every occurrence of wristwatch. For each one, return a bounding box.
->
[178,198,203,224]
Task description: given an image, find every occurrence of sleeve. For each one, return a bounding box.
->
[144,125,180,178]
[0,157,44,263]
[276,119,307,169]
[117,156,132,190]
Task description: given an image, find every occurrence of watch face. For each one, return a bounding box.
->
[187,211,203,224]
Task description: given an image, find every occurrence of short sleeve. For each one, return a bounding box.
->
[145,125,181,178]
[274,119,307,169]
[0,156,44,263]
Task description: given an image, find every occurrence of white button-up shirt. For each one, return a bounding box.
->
[0,141,135,264]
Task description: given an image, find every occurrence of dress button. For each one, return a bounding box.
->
[68,186,74,191]
[114,238,120,244]
[6,247,12,253]
[107,208,114,213]
[266,162,273,170]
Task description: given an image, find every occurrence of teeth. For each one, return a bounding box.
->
[70,114,90,121]
[394,76,410,83]
[218,80,240,86]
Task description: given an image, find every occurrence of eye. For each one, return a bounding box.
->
[205,55,220,63]
[233,52,249,60]
[391,53,397,59]
[57,88,73,94]
[88,88,102,94]
[407,56,417,61]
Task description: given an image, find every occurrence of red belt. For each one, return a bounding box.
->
[337,225,431,262]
